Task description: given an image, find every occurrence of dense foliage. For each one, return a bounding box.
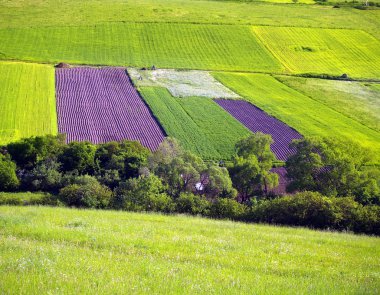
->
[1,133,379,235]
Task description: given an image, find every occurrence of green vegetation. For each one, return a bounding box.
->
[0,23,281,72]
[253,26,380,78]
[0,192,54,206]
[0,206,379,294]
[212,72,380,161]
[0,62,57,144]
[277,76,380,132]
[139,87,251,160]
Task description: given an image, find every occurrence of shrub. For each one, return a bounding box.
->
[250,192,339,229]
[58,176,112,208]
[0,155,19,191]
[112,174,174,213]
[209,198,246,220]
[176,193,210,215]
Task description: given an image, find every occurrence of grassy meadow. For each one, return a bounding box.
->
[253,27,380,78]
[213,72,380,160]
[139,87,251,160]
[0,206,379,294]
[0,62,57,144]
[277,76,380,132]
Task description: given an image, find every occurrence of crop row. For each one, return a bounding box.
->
[139,87,251,160]
[215,99,302,161]
[56,67,165,150]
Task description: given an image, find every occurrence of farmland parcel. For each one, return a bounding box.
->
[139,87,251,160]
[0,62,57,144]
[215,100,302,161]
[56,67,165,150]
[213,72,380,161]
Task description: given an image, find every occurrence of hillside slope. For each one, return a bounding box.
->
[0,206,379,294]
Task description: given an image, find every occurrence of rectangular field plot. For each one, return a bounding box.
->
[213,72,380,161]
[277,76,380,132]
[215,100,302,161]
[0,23,282,73]
[139,87,251,160]
[0,62,57,144]
[56,67,165,150]
[253,27,380,78]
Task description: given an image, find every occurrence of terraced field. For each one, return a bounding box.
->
[56,67,165,150]
[139,87,251,160]
[277,76,380,132]
[253,27,380,78]
[213,72,380,161]
[0,23,282,72]
[0,62,57,144]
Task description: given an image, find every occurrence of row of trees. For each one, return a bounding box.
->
[0,133,379,234]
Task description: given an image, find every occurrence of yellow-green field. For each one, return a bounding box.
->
[0,206,379,294]
[213,72,380,160]
[0,62,57,144]
[253,27,380,78]
[277,76,380,132]
[0,23,282,72]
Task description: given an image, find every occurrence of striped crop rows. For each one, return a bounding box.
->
[215,99,302,161]
[56,67,165,150]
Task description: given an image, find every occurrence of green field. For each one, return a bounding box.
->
[0,22,282,72]
[0,62,57,144]
[213,72,380,160]
[1,1,379,41]
[277,76,380,132]
[139,87,251,160]
[253,26,380,78]
[0,206,379,294]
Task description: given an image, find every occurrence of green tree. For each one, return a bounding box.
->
[59,141,97,174]
[0,154,19,191]
[229,133,278,201]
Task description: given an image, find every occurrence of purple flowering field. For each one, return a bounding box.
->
[215,99,302,161]
[56,67,165,150]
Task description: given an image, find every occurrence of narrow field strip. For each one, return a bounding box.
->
[0,23,282,72]
[252,26,380,79]
[213,72,380,161]
[56,67,165,150]
[215,99,302,161]
[0,62,57,144]
[139,87,251,160]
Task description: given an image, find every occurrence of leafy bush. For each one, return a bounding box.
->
[175,193,210,215]
[209,198,246,220]
[0,154,19,191]
[112,174,174,213]
[58,176,112,208]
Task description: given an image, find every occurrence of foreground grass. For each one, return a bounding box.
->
[0,206,379,294]
[0,62,57,144]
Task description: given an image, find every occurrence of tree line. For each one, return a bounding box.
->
[0,133,379,235]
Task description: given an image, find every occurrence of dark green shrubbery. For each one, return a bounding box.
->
[58,175,112,208]
[175,193,210,215]
[0,154,19,191]
[0,192,57,206]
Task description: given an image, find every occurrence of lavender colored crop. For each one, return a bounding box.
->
[56,67,165,150]
[215,99,302,161]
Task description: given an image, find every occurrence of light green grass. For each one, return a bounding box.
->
[1,1,380,41]
[0,22,282,72]
[0,62,57,144]
[277,76,380,132]
[0,206,379,294]
[139,87,251,160]
[253,26,380,78]
[212,72,380,160]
